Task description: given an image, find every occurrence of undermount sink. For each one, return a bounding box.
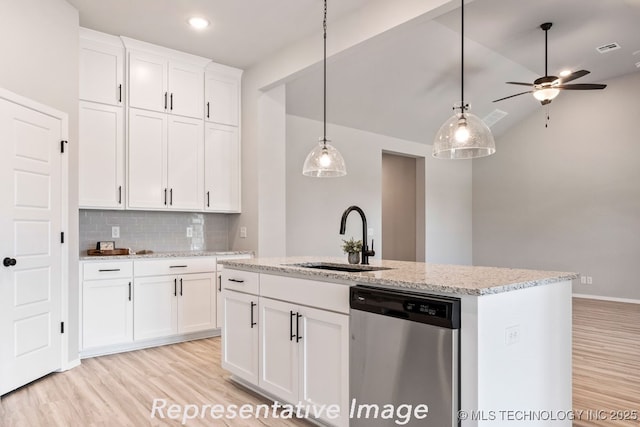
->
[288,262,392,273]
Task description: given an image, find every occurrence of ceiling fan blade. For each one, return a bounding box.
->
[493,91,533,102]
[556,83,607,90]
[560,69,589,83]
[506,82,535,87]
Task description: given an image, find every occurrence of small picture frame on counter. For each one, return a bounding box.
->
[96,241,115,251]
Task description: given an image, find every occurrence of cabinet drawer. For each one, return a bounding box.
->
[83,261,133,280]
[221,269,259,295]
[134,257,215,276]
[260,274,349,314]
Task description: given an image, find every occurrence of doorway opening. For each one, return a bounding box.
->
[381,152,425,262]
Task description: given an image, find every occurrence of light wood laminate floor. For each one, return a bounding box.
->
[1,298,639,426]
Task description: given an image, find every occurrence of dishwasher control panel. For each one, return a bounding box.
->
[350,285,460,329]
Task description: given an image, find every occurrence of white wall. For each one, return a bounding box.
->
[286,114,472,264]
[0,0,80,362]
[473,73,640,300]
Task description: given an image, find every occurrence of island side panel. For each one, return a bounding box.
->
[461,280,572,426]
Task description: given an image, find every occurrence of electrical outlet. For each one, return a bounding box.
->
[368,227,374,237]
[240,226,247,238]
[111,226,120,239]
[586,276,593,285]
[186,227,193,238]
[580,276,586,284]
[505,325,520,346]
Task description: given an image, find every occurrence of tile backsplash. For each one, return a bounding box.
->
[79,210,231,254]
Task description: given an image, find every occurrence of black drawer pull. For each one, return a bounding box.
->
[169,265,187,268]
[98,269,120,272]
[228,278,244,283]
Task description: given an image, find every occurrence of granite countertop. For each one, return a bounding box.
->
[80,250,253,261]
[218,256,578,296]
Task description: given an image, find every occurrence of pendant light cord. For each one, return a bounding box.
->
[323,0,327,145]
[460,0,464,111]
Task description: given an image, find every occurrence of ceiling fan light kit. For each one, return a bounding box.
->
[302,0,347,177]
[433,0,495,160]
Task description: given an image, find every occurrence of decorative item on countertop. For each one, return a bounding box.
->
[341,237,363,264]
[87,241,129,256]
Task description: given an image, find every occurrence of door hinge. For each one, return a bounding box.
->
[60,140,68,153]
[60,232,64,244]
[60,322,65,334]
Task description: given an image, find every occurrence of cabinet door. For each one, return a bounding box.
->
[259,297,299,404]
[129,51,168,113]
[168,61,204,119]
[128,108,167,209]
[80,38,124,106]
[298,306,349,427]
[222,290,258,384]
[204,123,240,212]
[82,279,133,349]
[205,73,239,126]
[167,116,203,210]
[178,273,215,334]
[79,101,124,209]
[133,275,178,340]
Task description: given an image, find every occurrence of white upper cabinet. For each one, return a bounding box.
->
[79,101,125,208]
[204,123,240,212]
[79,28,124,106]
[167,116,204,210]
[124,37,208,119]
[205,63,242,126]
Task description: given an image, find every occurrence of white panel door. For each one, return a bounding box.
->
[259,297,298,404]
[0,96,62,396]
[178,273,215,334]
[129,51,167,113]
[205,73,239,126]
[133,276,178,340]
[204,123,240,212]
[82,279,133,348]
[298,306,350,427]
[79,38,124,105]
[78,101,124,208]
[168,61,204,119]
[128,108,167,209]
[167,116,203,210]
[222,290,258,384]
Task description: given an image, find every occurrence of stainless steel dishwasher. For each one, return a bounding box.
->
[350,285,461,427]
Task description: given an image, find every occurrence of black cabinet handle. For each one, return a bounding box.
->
[250,302,257,328]
[180,278,183,296]
[118,84,122,103]
[98,268,120,272]
[228,278,244,283]
[296,313,302,342]
[206,191,210,208]
[118,186,122,204]
[164,92,168,109]
[169,265,187,269]
[290,310,296,341]
[170,93,173,110]
[128,282,131,301]
[3,257,17,267]
[170,188,173,206]
[206,102,210,118]
[218,275,222,292]
[164,188,167,205]
[174,278,177,296]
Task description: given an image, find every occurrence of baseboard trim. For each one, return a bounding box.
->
[572,293,640,305]
[61,358,81,371]
[79,329,221,359]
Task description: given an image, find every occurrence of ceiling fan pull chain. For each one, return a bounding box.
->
[545,105,550,128]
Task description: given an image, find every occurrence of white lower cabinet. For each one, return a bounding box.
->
[221,270,349,427]
[134,272,215,340]
[83,278,133,348]
[221,289,259,384]
[259,297,349,427]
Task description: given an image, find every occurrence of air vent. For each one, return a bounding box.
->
[596,42,621,53]
[483,109,508,128]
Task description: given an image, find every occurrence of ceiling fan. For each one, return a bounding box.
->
[493,22,607,105]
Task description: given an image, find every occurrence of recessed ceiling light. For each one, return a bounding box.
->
[188,17,209,30]
[559,69,572,77]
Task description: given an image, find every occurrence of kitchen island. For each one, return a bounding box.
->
[218,257,577,427]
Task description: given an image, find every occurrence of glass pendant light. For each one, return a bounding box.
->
[302,0,347,177]
[433,0,495,160]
